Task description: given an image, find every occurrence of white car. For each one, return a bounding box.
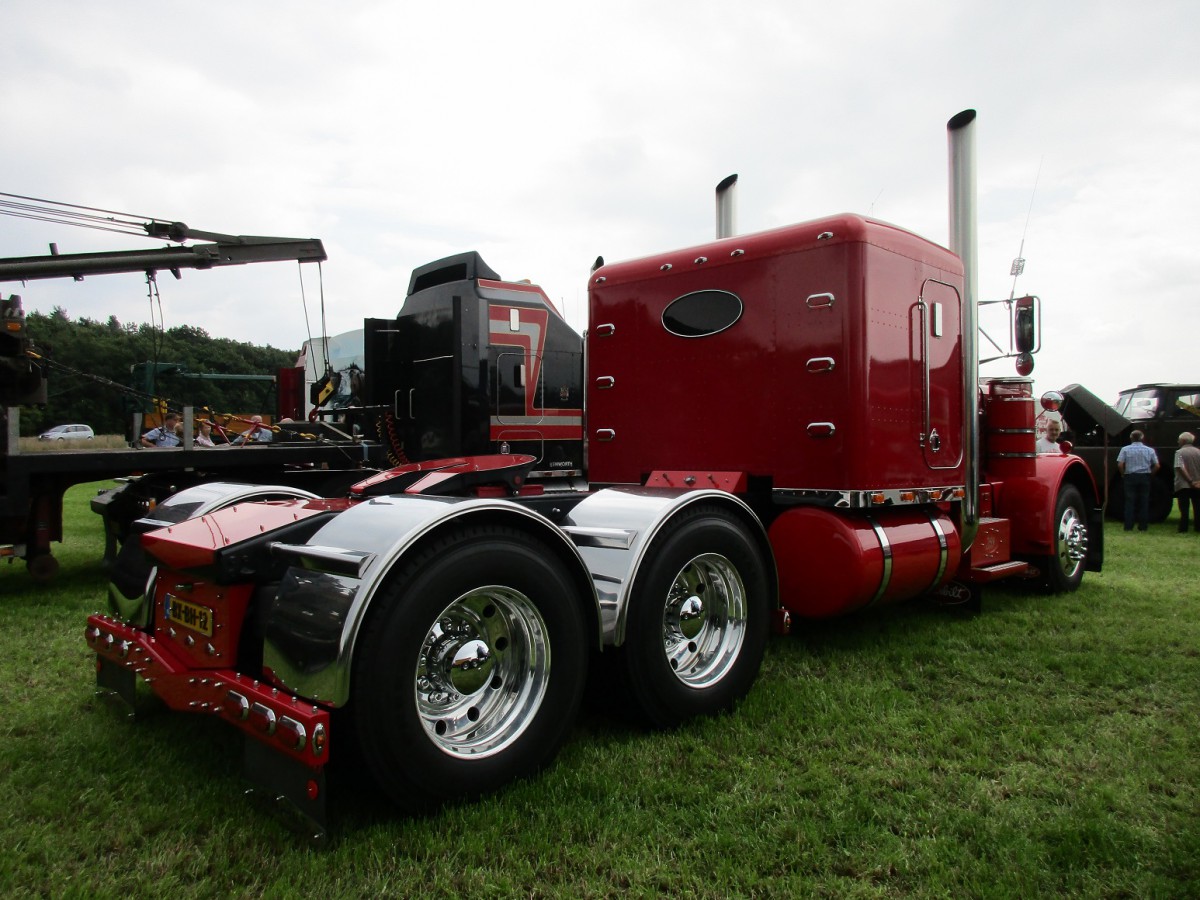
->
[38,424,95,441]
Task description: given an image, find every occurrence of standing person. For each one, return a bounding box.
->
[1036,419,1062,453]
[1116,429,1160,531]
[140,412,181,448]
[1172,431,1200,533]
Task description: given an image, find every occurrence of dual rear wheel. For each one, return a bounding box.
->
[352,507,772,810]
[618,504,771,728]
[353,526,588,812]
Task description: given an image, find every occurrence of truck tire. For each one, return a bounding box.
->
[352,525,588,812]
[1045,485,1088,593]
[620,504,770,728]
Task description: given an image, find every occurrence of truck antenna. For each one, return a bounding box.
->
[1008,156,1043,301]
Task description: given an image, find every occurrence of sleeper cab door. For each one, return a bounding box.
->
[378,309,461,460]
[919,279,964,471]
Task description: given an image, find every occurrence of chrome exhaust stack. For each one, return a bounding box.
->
[715,174,738,239]
[947,109,980,550]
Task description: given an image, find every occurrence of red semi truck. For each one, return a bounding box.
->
[85,110,1102,840]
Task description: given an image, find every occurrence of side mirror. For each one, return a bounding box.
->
[1040,390,1063,412]
[1014,295,1038,354]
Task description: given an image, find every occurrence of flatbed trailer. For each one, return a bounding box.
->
[1,414,386,580]
[0,211,370,580]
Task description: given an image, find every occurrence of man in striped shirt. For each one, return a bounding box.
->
[1117,430,1161,531]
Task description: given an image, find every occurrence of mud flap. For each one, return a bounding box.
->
[95,656,137,710]
[243,736,328,846]
[1086,506,1104,572]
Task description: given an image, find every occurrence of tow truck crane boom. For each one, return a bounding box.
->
[0,232,326,283]
[1,201,336,580]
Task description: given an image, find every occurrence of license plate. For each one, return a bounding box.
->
[163,594,214,637]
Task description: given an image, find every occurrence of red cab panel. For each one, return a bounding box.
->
[587,215,965,495]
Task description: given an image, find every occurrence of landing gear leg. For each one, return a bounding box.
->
[27,552,59,584]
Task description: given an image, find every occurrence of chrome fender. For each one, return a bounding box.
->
[263,495,600,707]
[111,481,324,627]
[138,481,323,529]
[559,487,776,646]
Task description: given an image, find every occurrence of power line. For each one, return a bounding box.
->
[0,191,170,239]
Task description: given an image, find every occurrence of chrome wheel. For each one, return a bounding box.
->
[622,505,769,727]
[661,552,748,690]
[416,586,550,759]
[355,527,587,812]
[1055,504,1088,581]
[1046,485,1088,592]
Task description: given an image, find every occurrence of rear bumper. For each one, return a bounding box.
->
[85,613,330,770]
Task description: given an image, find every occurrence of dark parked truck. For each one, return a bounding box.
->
[85,111,1103,841]
[1057,382,1200,522]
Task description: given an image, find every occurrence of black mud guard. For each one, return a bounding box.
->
[243,736,328,846]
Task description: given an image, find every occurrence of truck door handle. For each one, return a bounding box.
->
[807,422,836,438]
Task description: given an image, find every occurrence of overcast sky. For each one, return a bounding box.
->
[3,0,1197,407]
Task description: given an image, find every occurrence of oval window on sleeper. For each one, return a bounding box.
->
[661,290,743,337]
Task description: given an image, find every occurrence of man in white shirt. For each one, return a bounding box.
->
[1173,431,1200,533]
[1036,419,1062,454]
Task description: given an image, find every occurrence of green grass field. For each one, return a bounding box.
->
[16,434,130,452]
[2,484,1197,897]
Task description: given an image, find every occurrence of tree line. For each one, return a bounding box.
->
[19,308,298,438]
